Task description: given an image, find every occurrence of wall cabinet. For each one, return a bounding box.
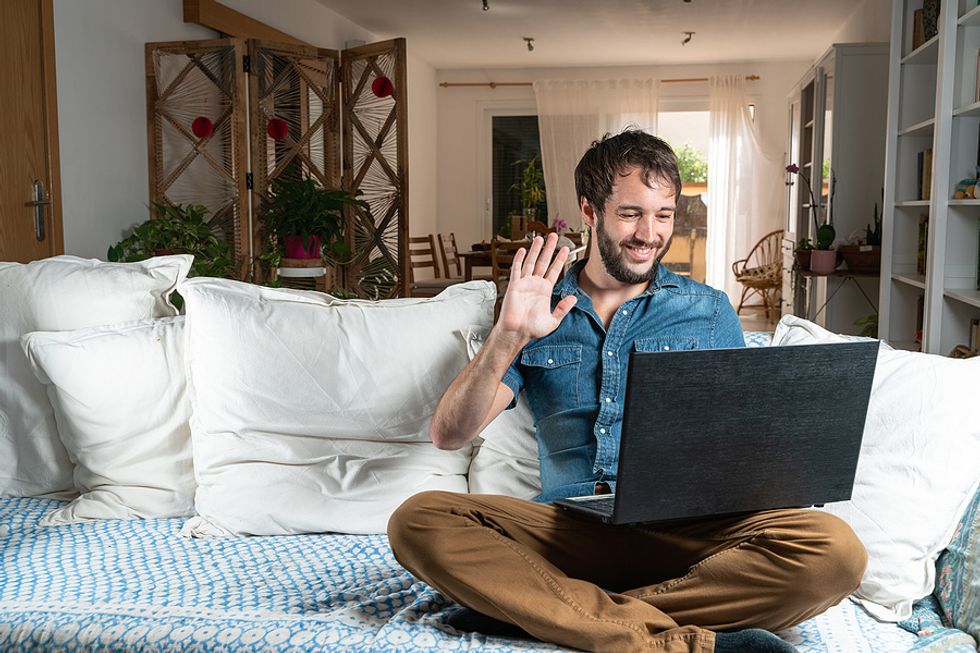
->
[880,0,980,354]
[784,44,889,334]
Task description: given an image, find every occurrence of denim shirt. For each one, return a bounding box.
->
[501,260,745,503]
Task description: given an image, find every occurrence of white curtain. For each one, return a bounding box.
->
[533,79,658,229]
[707,75,784,303]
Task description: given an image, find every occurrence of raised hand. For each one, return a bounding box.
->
[497,233,578,340]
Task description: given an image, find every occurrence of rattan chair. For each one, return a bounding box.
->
[731,229,784,320]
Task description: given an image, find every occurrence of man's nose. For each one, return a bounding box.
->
[635,216,657,244]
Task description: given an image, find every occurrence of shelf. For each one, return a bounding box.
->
[945,288,980,308]
[893,273,927,289]
[953,100,980,117]
[895,200,931,206]
[898,118,935,136]
[959,4,980,26]
[901,35,939,65]
[886,339,921,351]
[948,199,980,206]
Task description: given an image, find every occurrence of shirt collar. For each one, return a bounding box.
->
[553,258,682,301]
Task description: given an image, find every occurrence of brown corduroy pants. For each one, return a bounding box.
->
[388,491,867,653]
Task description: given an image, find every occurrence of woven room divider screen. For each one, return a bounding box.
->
[146,37,408,298]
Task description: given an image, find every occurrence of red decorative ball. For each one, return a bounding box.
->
[267,117,289,141]
[371,76,394,98]
[191,116,213,139]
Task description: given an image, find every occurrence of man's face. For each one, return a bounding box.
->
[586,166,675,285]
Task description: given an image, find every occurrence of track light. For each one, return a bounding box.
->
[482,0,489,10]
[681,31,694,45]
[524,37,534,52]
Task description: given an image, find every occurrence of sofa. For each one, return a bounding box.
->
[0,255,977,653]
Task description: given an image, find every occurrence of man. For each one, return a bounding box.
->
[388,130,866,653]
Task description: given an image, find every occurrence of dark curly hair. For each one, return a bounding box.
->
[574,129,682,217]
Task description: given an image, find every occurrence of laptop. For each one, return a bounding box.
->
[553,341,878,526]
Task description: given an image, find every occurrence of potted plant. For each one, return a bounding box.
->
[512,155,545,221]
[107,202,232,279]
[787,163,836,274]
[839,203,882,274]
[257,174,367,269]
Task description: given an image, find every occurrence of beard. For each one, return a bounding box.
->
[595,215,672,285]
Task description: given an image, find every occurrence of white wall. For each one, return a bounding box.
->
[52,0,418,259]
[832,0,892,44]
[406,56,438,237]
[435,61,811,251]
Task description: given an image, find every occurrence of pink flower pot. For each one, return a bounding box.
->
[809,249,837,275]
[283,235,321,259]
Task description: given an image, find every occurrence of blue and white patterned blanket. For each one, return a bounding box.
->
[0,498,958,652]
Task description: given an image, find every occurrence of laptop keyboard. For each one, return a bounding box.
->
[582,495,616,515]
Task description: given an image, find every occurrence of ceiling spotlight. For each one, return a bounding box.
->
[482,0,489,10]
[524,37,535,52]
[681,31,694,45]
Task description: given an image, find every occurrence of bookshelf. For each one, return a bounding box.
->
[880,0,980,355]
[783,44,889,333]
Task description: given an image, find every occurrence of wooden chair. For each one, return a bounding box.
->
[490,240,527,316]
[731,229,784,321]
[408,234,456,297]
[436,232,463,279]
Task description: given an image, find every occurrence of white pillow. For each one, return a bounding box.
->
[0,255,191,498]
[460,326,540,499]
[772,314,980,620]
[20,317,194,524]
[179,278,496,536]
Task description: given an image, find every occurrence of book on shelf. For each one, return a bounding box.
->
[923,0,939,41]
[971,318,980,353]
[915,295,925,352]
[918,214,929,276]
[921,149,933,200]
[977,218,980,290]
[912,9,926,51]
[976,51,980,103]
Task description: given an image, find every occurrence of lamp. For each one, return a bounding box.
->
[681,31,694,45]
[524,37,534,52]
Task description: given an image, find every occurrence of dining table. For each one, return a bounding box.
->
[458,243,586,281]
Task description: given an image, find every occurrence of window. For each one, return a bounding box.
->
[492,115,546,237]
[657,110,710,282]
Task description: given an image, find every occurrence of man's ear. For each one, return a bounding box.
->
[581,197,597,229]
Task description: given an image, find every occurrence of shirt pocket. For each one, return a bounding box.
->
[521,344,583,414]
[633,337,699,353]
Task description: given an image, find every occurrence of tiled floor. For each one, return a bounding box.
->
[738,307,778,334]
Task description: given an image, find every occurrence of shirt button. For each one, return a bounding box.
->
[621,309,628,315]
[599,428,606,434]
[605,397,612,403]
[607,351,614,357]
[547,358,554,365]
[663,345,670,351]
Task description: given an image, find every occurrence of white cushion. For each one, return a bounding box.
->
[0,255,191,498]
[772,314,980,621]
[21,317,194,524]
[460,326,540,499]
[179,279,496,536]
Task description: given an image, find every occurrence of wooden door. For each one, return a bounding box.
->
[0,0,63,262]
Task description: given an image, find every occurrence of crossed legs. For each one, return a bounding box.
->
[388,491,866,653]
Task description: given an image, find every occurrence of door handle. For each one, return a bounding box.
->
[24,179,51,242]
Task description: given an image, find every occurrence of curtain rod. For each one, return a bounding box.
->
[439,75,760,89]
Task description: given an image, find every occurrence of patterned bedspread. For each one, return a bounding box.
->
[0,498,961,652]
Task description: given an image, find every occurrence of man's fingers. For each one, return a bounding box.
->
[533,233,559,277]
[551,294,577,322]
[544,246,570,283]
[509,247,527,283]
[521,236,544,277]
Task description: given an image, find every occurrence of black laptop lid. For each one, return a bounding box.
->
[612,342,878,525]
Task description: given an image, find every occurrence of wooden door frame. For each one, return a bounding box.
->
[39,0,64,255]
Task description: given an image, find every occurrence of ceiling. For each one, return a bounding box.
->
[315,0,864,69]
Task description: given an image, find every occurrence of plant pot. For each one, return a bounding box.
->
[283,235,321,259]
[794,249,812,270]
[838,245,881,274]
[809,248,838,274]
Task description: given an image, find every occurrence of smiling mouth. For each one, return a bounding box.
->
[623,243,656,260]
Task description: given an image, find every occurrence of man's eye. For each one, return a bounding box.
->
[657,214,674,221]
[619,213,641,220]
